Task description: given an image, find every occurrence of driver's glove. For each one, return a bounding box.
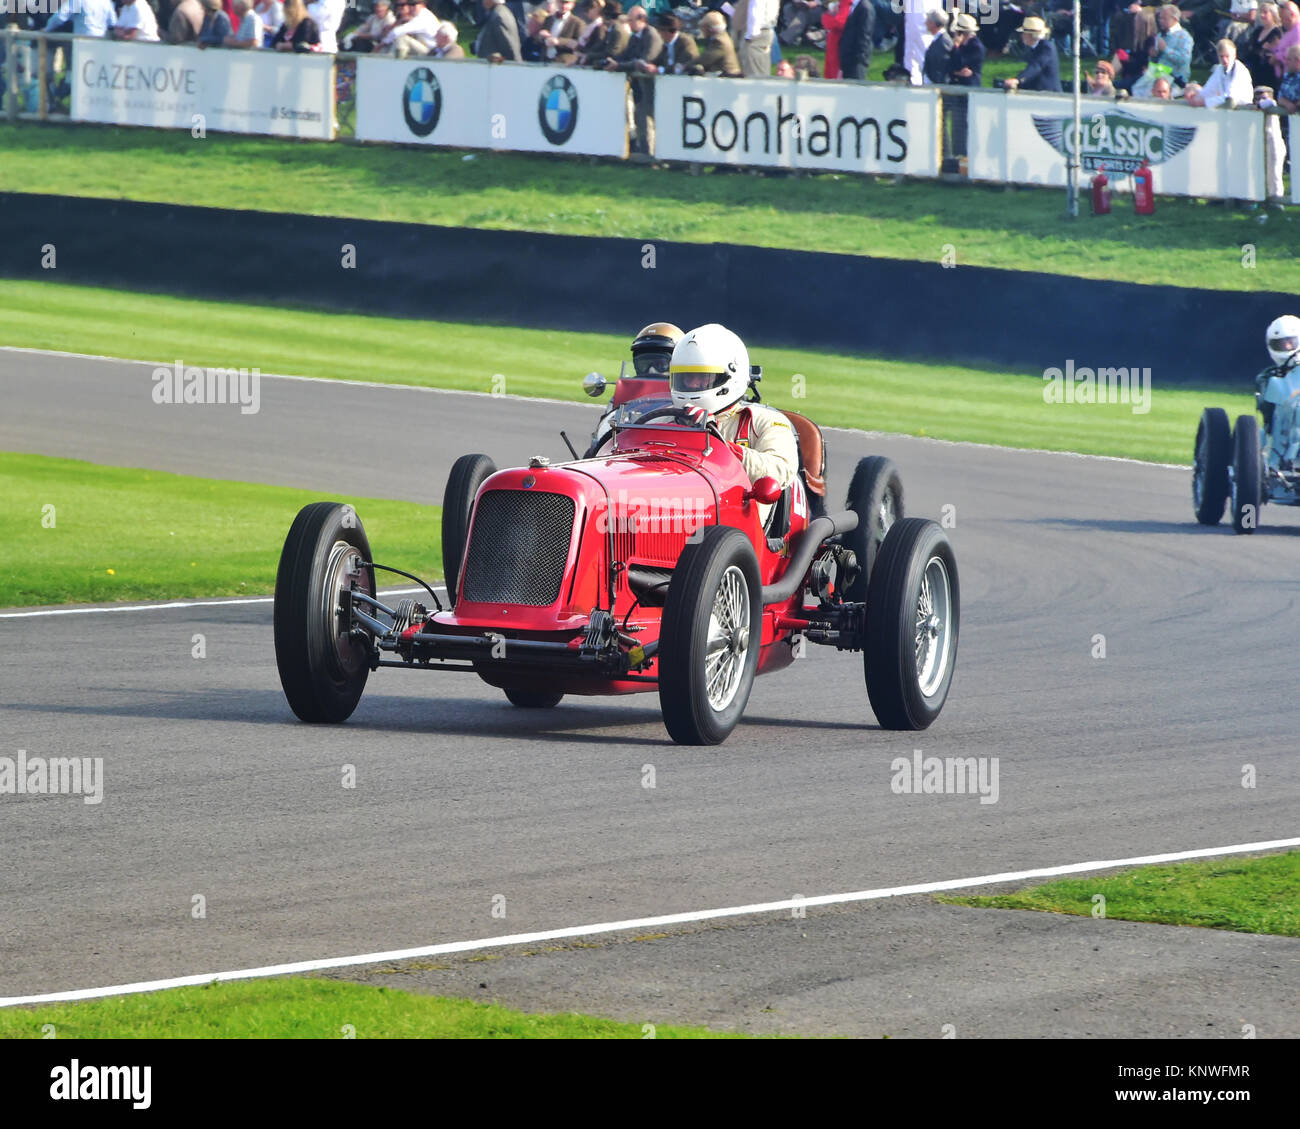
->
[681,405,709,427]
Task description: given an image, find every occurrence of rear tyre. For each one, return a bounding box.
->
[658,526,762,746]
[844,456,904,601]
[1192,408,1230,525]
[442,454,496,605]
[274,502,375,723]
[864,518,959,731]
[1230,415,1261,535]
[504,687,564,709]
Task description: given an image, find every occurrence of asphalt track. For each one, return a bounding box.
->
[2,350,1299,1037]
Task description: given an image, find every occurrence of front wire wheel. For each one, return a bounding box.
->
[659,526,762,745]
[274,502,376,723]
[705,565,751,712]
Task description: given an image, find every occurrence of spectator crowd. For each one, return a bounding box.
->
[8,0,1294,198]
[13,0,1299,98]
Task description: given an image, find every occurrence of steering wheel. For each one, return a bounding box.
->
[633,406,705,427]
[633,406,727,441]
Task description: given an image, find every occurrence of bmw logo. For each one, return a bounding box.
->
[538,75,578,146]
[402,67,441,138]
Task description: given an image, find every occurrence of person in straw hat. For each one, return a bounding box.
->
[1001,14,1062,91]
[948,12,985,86]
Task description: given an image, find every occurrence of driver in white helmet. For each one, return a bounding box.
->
[1256,315,1300,466]
[668,324,799,517]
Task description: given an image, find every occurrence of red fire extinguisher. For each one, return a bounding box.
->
[1091,166,1111,215]
[1134,159,1155,215]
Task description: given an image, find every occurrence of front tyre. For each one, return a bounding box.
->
[844,456,904,601]
[274,502,376,723]
[1192,407,1231,525]
[1230,414,1261,535]
[864,518,959,731]
[658,526,762,746]
[442,454,497,605]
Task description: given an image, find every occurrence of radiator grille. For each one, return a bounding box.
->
[462,490,575,606]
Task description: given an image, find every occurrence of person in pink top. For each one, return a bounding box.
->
[821,0,849,78]
[1271,1,1300,77]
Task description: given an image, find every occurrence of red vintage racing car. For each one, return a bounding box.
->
[273,372,959,745]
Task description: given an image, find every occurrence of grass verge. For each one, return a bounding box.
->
[939,851,1300,937]
[2,120,1294,292]
[0,977,745,1038]
[0,279,1254,465]
[0,453,440,607]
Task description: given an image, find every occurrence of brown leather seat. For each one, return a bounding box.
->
[782,410,826,497]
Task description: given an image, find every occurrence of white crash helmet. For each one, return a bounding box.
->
[668,323,751,415]
[1266,314,1300,369]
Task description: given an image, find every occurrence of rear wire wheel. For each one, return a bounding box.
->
[274,502,376,723]
[844,456,904,600]
[864,518,959,731]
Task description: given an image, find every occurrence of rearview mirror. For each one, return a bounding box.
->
[583,372,607,398]
[749,477,782,506]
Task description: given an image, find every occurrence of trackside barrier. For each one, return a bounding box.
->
[967,87,1266,201]
[71,37,334,140]
[0,30,1287,201]
[354,56,628,159]
[3,27,72,121]
[652,75,941,177]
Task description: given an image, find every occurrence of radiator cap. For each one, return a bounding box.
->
[528,455,551,469]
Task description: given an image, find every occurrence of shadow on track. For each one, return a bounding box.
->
[3,688,881,741]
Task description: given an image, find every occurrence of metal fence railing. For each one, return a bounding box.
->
[3,28,74,122]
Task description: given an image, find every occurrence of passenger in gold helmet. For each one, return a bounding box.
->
[630,322,684,377]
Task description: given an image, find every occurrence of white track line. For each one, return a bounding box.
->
[2,837,1295,1009]
[0,587,440,620]
[1,345,1194,469]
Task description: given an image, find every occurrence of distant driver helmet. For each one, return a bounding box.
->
[630,322,684,377]
[669,323,751,415]
[1266,315,1300,369]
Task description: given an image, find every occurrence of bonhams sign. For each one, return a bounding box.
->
[655,76,940,176]
[72,39,333,140]
[1032,108,1196,173]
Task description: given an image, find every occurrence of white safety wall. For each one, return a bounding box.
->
[653,75,941,176]
[967,89,1264,201]
[356,58,628,158]
[72,39,334,140]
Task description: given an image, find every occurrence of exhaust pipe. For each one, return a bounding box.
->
[761,509,859,606]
